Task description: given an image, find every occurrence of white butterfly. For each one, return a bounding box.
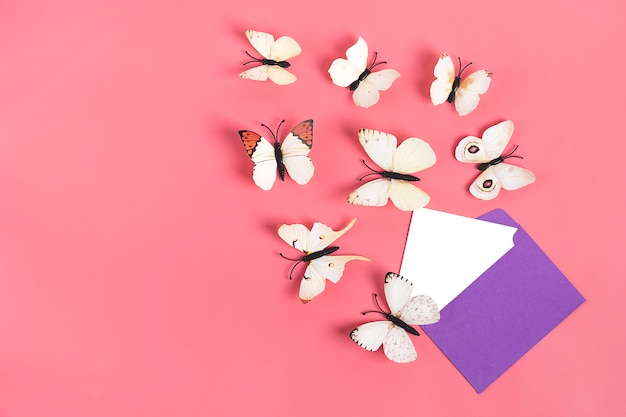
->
[430,53,492,116]
[278,218,370,303]
[455,120,536,200]
[328,37,400,108]
[238,119,314,190]
[347,129,436,211]
[350,272,440,363]
[239,30,302,85]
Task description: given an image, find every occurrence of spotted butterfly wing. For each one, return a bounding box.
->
[350,272,440,363]
[456,120,536,200]
[238,120,314,190]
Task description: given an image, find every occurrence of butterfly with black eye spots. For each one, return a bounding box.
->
[238,119,314,190]
[430,53,492,116]
[350,272,440,363]
[455,120,536,200]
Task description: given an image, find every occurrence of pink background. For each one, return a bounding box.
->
[0,0,624,415]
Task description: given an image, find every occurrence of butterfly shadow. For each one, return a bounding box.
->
[412,47,440,102]
[213,120,254,184]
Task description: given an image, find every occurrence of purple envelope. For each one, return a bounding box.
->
[421,208,585,393]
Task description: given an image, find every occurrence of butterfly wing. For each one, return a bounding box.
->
[352,69,401,108]
[266,67,298,85]
[347,178,391,207]
[277,223,312,252]
[309,254,370,284]
[470,163,536,200]
[239,65,271,82]
[269,35,302,61]
[238,130,277,190]
[328,37,368,87]
[398,294,440,325]
[392,137,436,174]
[455,69,492,116]
[388,181,431,211]
[307,218,357,252]
[350,321,392,352]
[382,325,417,363]
[299,263,327,303]
[430,53,455,105]
[455,120,514,163]
[281,120,314,185]
[383,272,413,316]
[357,128,397,171]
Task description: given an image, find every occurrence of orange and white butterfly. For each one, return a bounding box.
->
[455,120,536,200]
[278,218,370,303]
[328,37,400,108]
[348,129,436,211]
[430,53,492,116]
[350,272,440,363]
[238,119,314,190]
[239,30,302,85]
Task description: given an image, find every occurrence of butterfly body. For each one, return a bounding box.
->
[272,141,286,181]
[456,120,536,200]
[278,219,369,303]
[300,246,340,263]
[430,53,492,116]
[240,30,302,85]
[328,37,400,108]
[238,119,314,190]
[350,272,440,363]
[348,129,435,211]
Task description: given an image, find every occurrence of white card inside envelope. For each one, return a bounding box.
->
[399,208,517,309]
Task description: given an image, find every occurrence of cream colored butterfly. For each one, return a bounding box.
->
[278,218,370,303]
[350,272,440,363]
[328,37,400,108]
[430,53,492,116]
[348,129,436,211]
[239,30,302,85]
[455,120,536,200]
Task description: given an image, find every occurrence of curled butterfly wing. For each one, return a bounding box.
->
[281,120,314,184]
[299,254,370,302]
[430,53,455,105]
[307,218,357,252]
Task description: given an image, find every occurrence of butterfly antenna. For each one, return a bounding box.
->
[275,119,286,141]
[504,145,524,160]
[261,123,277,142]
[361,293,388,316]
[457,57,473,76]
[368,51,388,70]
[279,254,303,280]
[242,51,261,65]
[357,159,381,181]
